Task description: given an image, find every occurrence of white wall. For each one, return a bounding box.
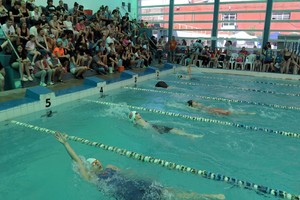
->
[34,0,137,19]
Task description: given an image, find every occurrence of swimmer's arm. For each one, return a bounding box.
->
[55,132,90,181]
[106,164,120,171]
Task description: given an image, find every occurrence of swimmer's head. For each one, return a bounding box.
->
[87,158,103,172]
[187,100,193,107]
[155,81,168,88]
[128,111,137,123]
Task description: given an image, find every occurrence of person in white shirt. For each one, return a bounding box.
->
[1,18,17,37]
[105,32,119,48]
[25,34,41,65]
[29,20,41,37]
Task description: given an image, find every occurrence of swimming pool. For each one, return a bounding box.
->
[1,68,300,200]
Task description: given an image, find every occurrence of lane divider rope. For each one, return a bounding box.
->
[199,75,300,88]
[123,86,300,111]
[10,120,300,200]
[166,80,300,97]
[85,100,300,139]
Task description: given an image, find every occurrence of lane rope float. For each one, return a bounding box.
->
[165,80,300,97]
[85,100,300,139]
[10,120,300,200]
[200,76,300,87]
[123,86,300,111]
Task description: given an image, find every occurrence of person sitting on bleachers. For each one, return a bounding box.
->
[17,21,30,47]
[69,60,89,79]
[30,6,41,23]
[49,14,62,39]
[26,0,37,12]
[56,0,67,15]
[0,0,8,25]
[238,46,249,60]
[47,53,66,82]
[253,51,263,72]
[33,53,54,86]
[10,44,33,82]
[45,0,56,17]
[52,40,70,73]
[209,48,219,68]
[200,46,211,67]
[91,49,108,75]
[9,0,22,25]
[19,1,30,24]
[25,34,41,65]
[2,18,17,38]
[274,50,283,73]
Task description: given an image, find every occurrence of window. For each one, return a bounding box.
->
[271,12,290,20]
[222,13,237,29]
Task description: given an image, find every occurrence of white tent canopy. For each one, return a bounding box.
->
[231,31,257,39]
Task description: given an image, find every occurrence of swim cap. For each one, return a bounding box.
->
[87,158,97,165]
[155,81,168,88]
[128,111,137,123]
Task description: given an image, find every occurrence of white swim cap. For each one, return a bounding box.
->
[129,111,137,123]
[87,158,97,165]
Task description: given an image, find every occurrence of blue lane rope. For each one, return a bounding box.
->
[85,100,300,139]
[199,75,300,88]
[10,120,300,200]
[123,86,300,111]
[166,80,300,97]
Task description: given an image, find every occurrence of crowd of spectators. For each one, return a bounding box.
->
[173,38,300,74]
[0,0,157,91]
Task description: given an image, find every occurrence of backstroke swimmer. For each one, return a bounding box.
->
[54,132,225,200]
[129,111,203,138]
[187,100,256,115]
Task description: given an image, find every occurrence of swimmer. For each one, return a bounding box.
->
[187,100,255,115]
[55,132,225,200]
[128,111,203,138]
[155,81,169,88]
[41,110,57,117]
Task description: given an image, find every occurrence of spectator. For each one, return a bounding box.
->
[45,0,56,17]
[0,0,9,25]
[9,0,22,25]
[17,21,30,47]
[33,53,54,86]
[169,36,177,63]
[91,49,108,75]
[25,34,41,65]
[262,42,274,72]
[9,44,33,81]
[224,40,232,69]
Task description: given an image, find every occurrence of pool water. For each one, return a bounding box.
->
[0,70,299,200]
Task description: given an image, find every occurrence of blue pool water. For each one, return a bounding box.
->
[0,70,299,200]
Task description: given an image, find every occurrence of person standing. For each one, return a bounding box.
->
[169,36,177,63]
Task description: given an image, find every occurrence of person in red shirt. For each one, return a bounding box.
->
[169,36,177,63]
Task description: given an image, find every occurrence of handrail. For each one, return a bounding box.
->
[1,28,20,60]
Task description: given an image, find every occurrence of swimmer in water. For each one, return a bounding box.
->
[54,132,225,200]
[41,110,57,117]
[128,111,203,138]
[187,100,255,115]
